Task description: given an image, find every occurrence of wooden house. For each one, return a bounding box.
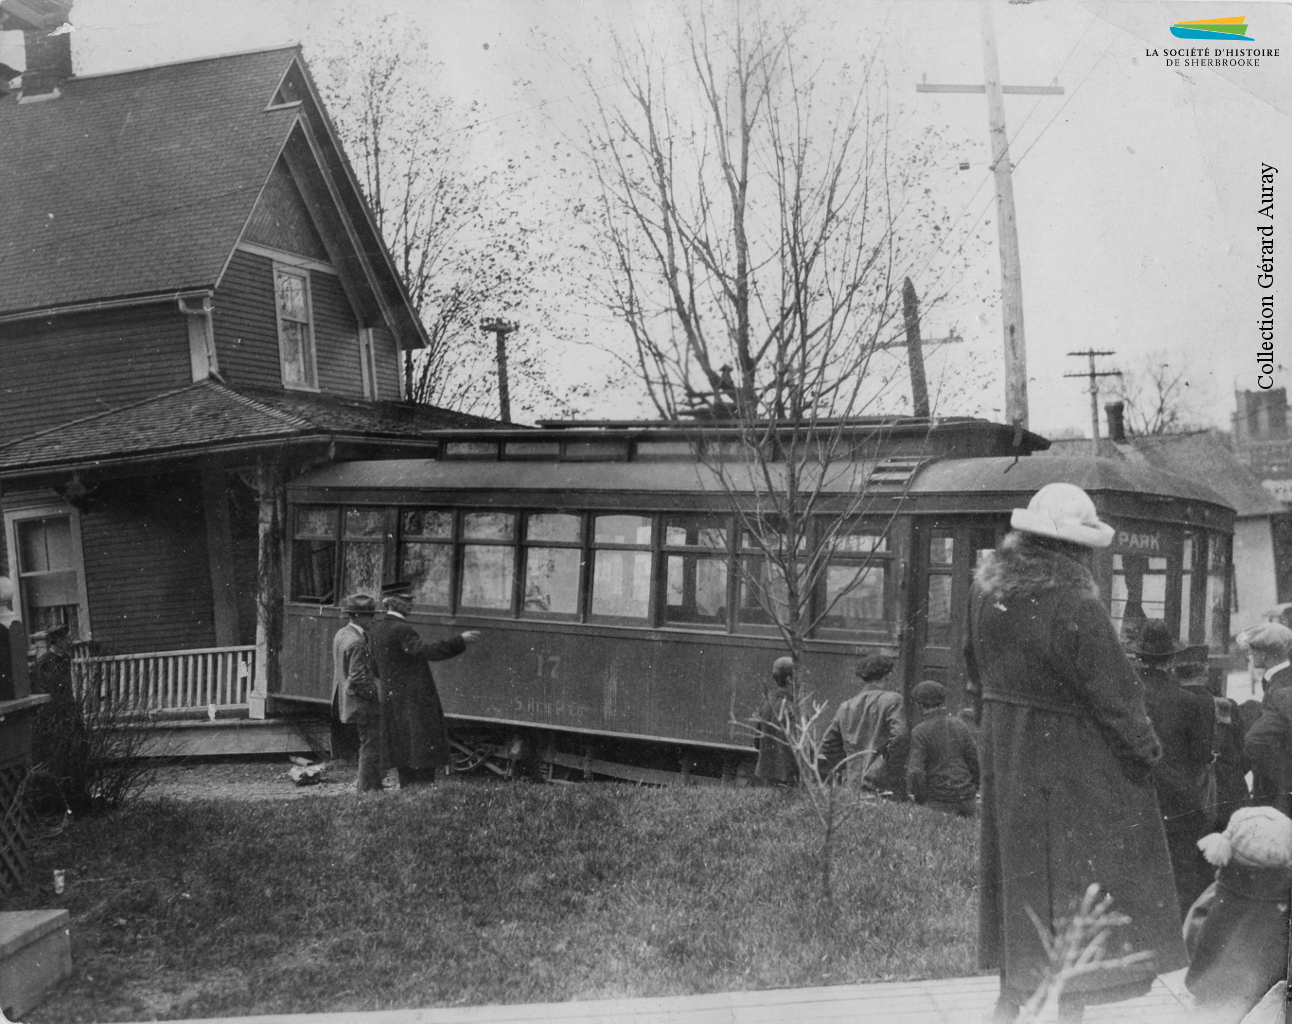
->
[0,26,491,752]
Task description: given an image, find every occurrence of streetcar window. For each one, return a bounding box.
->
[400,509,454,611]
[291,506,337,603]
[1111,553,1168,644]
[664,515,729,627]
[341,508,391,600]
[590,515,651,622]
[1180,534,1196,643]
[819,524,889,631]
[925,530,955,642]
[1206,533,1231,650]
[459,512,516,613]
[522,513,581,618]
[736,525,802,627]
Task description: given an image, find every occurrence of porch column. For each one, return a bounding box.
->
[201,471,239,648]
[250,464,284,720]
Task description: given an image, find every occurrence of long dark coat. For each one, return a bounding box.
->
[966,533,1187,1007]
[369,615,467,771]
[754,687,798,785]
[1139,664,1215,913]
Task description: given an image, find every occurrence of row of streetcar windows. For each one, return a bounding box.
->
[290,506,892,635]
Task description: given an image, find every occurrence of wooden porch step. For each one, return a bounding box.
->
[124,717,329,758]
[0,910,71,1020]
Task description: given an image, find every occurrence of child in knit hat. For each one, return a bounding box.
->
[1184,806,1292,1023]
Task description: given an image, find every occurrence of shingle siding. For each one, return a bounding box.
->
[312,272,364,398]
[80,475,217,654]
[213,249,282,387]
[373,324,403,400]
[215,248,365,398]
[0,305,190,444]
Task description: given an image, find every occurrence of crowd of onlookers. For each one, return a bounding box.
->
[753,482,1292,1024]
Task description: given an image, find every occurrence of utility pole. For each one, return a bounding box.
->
[916,0,1063,431]
[875,278,964,417]
[1064,349,1121,458]
[481,319,516,424]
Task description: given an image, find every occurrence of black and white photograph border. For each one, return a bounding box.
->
[0,1,1289,1022]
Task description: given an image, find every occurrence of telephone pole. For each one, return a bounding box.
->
[481,319,516,424]
[1064,349,1121,458]
[917,0,1063,431]
[875,278,964,417]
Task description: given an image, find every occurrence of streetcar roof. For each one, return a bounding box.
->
[909,456,1235,515]
[289,452,1235,524]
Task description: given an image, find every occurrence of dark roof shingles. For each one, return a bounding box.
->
[0,380,497,473]
[0,48,300,313]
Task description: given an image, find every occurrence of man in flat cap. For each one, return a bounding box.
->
[332,593,382,794]
[1241,621,1292,701]
[370,582,480,788]
[905,680,979,817]
[753,656,798,787]
[1243,622,1292,815]
[820,652,907,795]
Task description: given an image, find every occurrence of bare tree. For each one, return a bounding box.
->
[571,4,950,674]
[1109,353,1201,435]
[315,16,581,420]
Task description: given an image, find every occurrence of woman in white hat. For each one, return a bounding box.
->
[967,483,1186,1023]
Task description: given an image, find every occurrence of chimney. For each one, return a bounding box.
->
[1,0,75,100]
[22,25,70,98]
[1104,400,1126,443]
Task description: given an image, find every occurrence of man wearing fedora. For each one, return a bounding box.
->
[967,483,1185,1023]
[331,593,382,794]
[1130,619,1215,914]
[370,582,480,788]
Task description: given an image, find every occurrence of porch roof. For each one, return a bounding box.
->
[0,379,496,478]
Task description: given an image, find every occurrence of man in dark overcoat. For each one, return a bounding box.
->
[370,582,480,788]
[331,593,382,794]
[753,656,798,787]
[1129,619,1215,914]
[966,483,1186,1023]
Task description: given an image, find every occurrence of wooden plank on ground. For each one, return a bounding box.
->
[112,970,1193,1024]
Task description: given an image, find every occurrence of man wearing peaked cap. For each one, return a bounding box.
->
[905,680,978,817]
[369,581,481,788]
[819,651,906,795]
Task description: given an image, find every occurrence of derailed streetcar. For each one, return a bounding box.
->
[276,418,1236,783]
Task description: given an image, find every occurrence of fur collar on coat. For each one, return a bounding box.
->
[974,531,1101,602]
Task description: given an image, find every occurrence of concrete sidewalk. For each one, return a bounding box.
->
[121,971,1194,1024]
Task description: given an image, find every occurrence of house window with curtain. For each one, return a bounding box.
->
[274,263,318,389]
[7,510,88,638]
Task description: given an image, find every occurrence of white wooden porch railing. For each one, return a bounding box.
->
[71,645,255,710]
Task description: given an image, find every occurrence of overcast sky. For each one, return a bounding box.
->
[4,0,1288,437]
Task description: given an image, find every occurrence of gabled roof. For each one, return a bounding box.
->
[0,48,300,314]
[0,47,427,348]
[1042,432,1283,518]
[0,379,496,478]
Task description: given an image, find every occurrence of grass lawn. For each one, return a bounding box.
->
[3,778,980,1022]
